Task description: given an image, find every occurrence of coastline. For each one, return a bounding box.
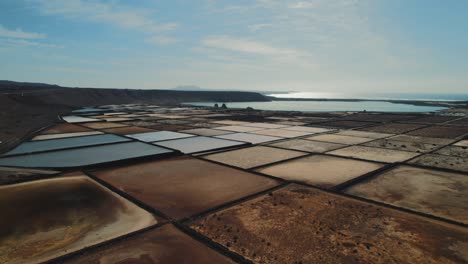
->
[268,96,468,108]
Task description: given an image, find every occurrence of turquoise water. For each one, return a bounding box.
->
[186,101,447,113]
[266,92,468,101]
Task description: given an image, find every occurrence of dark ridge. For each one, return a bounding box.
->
[0,80,269,153]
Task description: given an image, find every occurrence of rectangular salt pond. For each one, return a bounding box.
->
[213,125,264,133]
[155,136,245,154]
[344,165,468,224]
[0,175,157,264]
[180,128,234,136]
[283,126,333,133]
[216,133,283,144]
[127,131,195,142]
[250,129,313,138]
[328,146,420,163]
[62,116,100,123]
[255,155,384,188]
[31,131,103,141]
[202,146,307,169]
[4,134,131,156]
[92,157,280,219]
[0,142,175,168]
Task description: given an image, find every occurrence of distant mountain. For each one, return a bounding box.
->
[171,85,290,95]
[257,90,293,95]
[0,80,60,88]
[0,80,269,104]
[172,85,206,91]
[0,80,63,94]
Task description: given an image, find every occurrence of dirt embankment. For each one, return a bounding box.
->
[0,81,269,153]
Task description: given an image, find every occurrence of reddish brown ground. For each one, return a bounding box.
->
[40,123,93,134]
[407,126,468,138]
[191,184,468,264]
[316,120,377,129]
[360,123,427,134]
[63,224,235,264]
[92,156,281,219]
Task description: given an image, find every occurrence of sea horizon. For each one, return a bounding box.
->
[266,92,468,102]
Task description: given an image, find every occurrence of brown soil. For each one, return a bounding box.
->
[137,116,168,121]
[102,126,157,135]
[345,165,468,224]
[363,139,440,153]
[212,125,264,133]
[296,117,332,123]
[407,126,468,139]
[405,115,460,124]
[188,122,223,128]
[0,174,157,264]
[202,146,307,169]
[156,119,193,125]
[80,122,129,130]
[307,134,375,145]
[0,166,59,184]
[342,113,420,122]
[388,134,454,145]
[298,112,348,118]
[190,184,468,264]
[146,124,195,131]
[268,139,345,153]
[448,117,468,126]
[316,120,377,129]
[255,155,384,188]
[454,140,468,147]
[63,224,235,264]
[121,121,161,127]
[328,146,420,163]
[435,145,468,158]
[334,130,393,139]
[409,154,468,173]
[31,131,103,141]
[99,117,133,122]
[92,156,280,219]
[250,129,312,138]
[360,123,426,134]
[40,123,93,134]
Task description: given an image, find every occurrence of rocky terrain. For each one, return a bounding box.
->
[0,81,268,152]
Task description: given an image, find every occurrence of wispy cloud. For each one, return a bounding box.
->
[202,35,305,56]
[200,35,315,69]
[0,24,45,39]
[31,0,178,33]
[0,25,61,49]
[248,23,273,32]
[288,1,319,9]
[146,36,179,45]
[4,38,63,49]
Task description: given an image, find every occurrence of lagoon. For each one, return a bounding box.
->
[186,101,447,113]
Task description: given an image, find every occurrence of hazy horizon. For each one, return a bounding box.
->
[1,1,467,93]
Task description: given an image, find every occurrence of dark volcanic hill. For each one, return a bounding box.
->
[0,80,269,153]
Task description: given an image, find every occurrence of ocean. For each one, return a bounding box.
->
[186,92,468,112]
[266,92,468,101]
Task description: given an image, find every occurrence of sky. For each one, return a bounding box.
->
[0,0,467,93]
